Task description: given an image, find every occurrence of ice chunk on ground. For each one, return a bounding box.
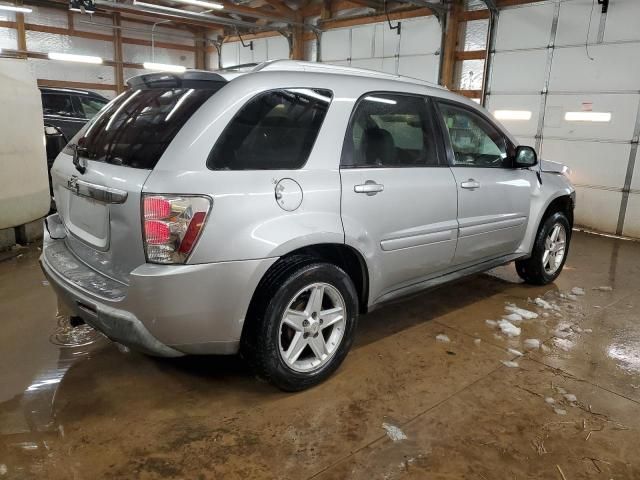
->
[507,348,523,356]
[554,322,573,338]
[503,313,523,322]
[498,319,521,337]
[534,297,554,310]
[553,338,574,351]
[474,338,481,345]
[545,397,555,404]
[556,387,567,394]
[436,334,450,343]
[485,319,497,327]
[563,393,577,403]
[594,286,613,291]
[501,360,519,368]
[571,287,585,295]
[382,423,407,442]
[524,338,541,349]
[0,464,6,476]
[493,334,504,341]
[554,408,567,415]
[566,294,578,301]
[584,328,593,333]
[505,304,539,319]
[542,312,550,318]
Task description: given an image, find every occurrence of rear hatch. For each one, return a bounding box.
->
[50,71,227,284]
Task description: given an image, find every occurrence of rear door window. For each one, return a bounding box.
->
[207,88,332,170]
[42,94,77,118]
[72,87,220,169]
[76,95,108,119]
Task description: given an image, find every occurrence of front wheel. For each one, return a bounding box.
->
[515,211,571,285]
[242,259,358,391]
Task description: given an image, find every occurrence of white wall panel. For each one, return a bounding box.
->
[549,44,640,92]
[0,12,16,22]
[381,57,396,74]
[28,58,115,84]
[573,187,622,233]
[27,5,68,28]
[491,50,548,92]
[123,67,144,83]
[351,25,375,59]
[0,27,17,50]
[494,2,555,51]
[486,94,541,137]
[543,94,640,141]
[622,193,640,238]
[381,25,400,58]
[541,139,630,189]
[252,38,268,62]
[399,17,440,55]
[321,29,350,61]
[514,135,536,147]
[123,43,193,67]
[26,32,113,60]
[631,150,640,192]
[220,42,238,67]
[350,57,383,71]
[398,54,439,83]
[73,16,113,36]
[266,36,289,59]
[555,0,600,46]
[120,21,194,46]
[304,39,317,62]
[603,0,640,42]
[238,42,253,64]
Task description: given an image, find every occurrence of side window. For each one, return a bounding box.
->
[207,88,332,170]
[437,102,514,168]
[77,96,108,119]
[42,94,77,118]
[341,93,439,168]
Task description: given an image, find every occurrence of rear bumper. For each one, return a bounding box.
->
[40,214,276,356]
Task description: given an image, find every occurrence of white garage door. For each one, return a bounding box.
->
[319,15,441,84]
[485,0,640,237]
[217,35,290,69]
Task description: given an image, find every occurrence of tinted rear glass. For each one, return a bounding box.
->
[207,88,332,170]
[73,87,220,169]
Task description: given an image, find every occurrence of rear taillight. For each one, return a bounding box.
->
[142,194,212,264]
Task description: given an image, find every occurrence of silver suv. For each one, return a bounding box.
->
[41,60,575,390]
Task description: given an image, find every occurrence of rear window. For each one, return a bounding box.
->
[72,87,220,169]
[207,88,332,170]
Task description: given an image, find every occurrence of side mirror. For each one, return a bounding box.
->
[514,145,537,168]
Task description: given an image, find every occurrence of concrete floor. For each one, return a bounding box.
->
[1,231,640,479]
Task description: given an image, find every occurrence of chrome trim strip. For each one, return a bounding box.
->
[66,176,128,204]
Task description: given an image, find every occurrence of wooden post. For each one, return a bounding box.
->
[16,0,27,58]
[113,13,125,93]
[291,13,304,60]
[440,0,462,89]
[195,28,207,69]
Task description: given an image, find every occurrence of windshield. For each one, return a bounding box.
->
[71,86,222,169]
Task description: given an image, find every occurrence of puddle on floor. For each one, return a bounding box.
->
[49,314,102,348]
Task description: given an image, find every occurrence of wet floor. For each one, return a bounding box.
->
[1,231,640,479]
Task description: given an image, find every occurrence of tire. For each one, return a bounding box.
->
[515,211,571,285]
[242,257,359,391]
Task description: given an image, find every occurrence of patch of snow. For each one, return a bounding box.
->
[553,338,574,351]
[556,387,567,394]
[554,408,567,416]
[563,393,577,403]
[566,294,578,301]
[0,465,6,476]
[534,297,554,310]
[524,338,541,349]
[584,328,593,333]
[545,397,555,404]
[382,423,407,442]
[436,334,450,343]
[498,319,521,337]
[503,313,524,322]
[493,334,504,341]
[505,304,539,319]
[507,348,523,356]
[594,286,613,292]
[474,338,481,345]
[501,360,519,368]
[571,287,585,296]
[542,312,550,318]
[485,319,497,327]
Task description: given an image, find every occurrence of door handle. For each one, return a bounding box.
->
[461,179,480,190]
[354,181,384,196]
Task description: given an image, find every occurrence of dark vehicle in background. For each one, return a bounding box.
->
[42,87,109,179]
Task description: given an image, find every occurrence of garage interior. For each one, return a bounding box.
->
[2,0,640,478]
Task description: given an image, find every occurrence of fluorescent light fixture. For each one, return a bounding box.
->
[364,96,397,105]
[48,52,103,64]
[564,111,611,122]
[172,0,224,9]
[143,62,187,73]
[493,110,532,121]
[0,4,32,12]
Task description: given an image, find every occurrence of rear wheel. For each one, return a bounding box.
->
[516,211,571,285]
[242,259,358,391]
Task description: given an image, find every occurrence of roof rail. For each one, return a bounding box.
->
[252,60,445,89]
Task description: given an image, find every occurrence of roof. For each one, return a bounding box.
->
[39,86,108,99]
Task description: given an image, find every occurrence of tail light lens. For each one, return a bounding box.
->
[142,194,212,264]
